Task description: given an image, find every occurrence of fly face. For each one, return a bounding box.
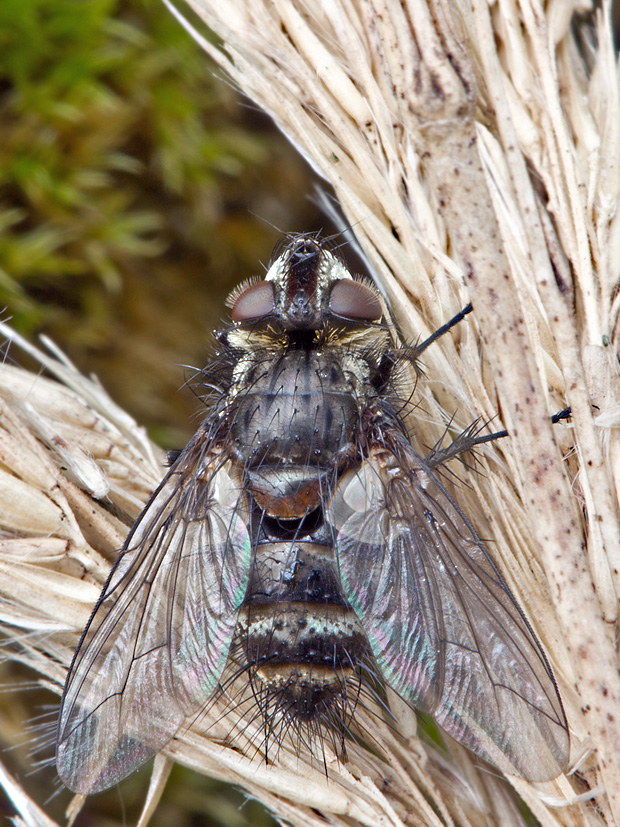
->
[56,234,570,795]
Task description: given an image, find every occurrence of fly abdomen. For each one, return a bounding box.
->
[237,538,372,744]
[239,601,368,728]
[242,602,364,668]
[242,539,364,663]
[248,539,346,604]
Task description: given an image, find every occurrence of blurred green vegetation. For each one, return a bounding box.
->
[0,1,320,825]
[0,0,320,443]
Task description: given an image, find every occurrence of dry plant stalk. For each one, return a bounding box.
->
[0,0,618,826]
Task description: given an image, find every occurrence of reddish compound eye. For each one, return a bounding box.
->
[231,281,275,322]
[329,279,382,321]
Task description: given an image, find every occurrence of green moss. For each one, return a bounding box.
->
[0,0,298,342]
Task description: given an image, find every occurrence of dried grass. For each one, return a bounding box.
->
[0,1,619,826]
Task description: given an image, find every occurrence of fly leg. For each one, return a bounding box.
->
[424,408,571,470]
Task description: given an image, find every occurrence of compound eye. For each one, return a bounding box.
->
[231,281,275,322]
[329,279,382,321]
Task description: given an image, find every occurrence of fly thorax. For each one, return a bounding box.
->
[229,350,368,517]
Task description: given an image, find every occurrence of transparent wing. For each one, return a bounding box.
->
[330,428,569,781]
[57,428,251,794]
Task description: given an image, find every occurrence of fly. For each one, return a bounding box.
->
[56,233,570,793]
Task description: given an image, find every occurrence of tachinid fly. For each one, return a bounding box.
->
[56,234,569,793]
